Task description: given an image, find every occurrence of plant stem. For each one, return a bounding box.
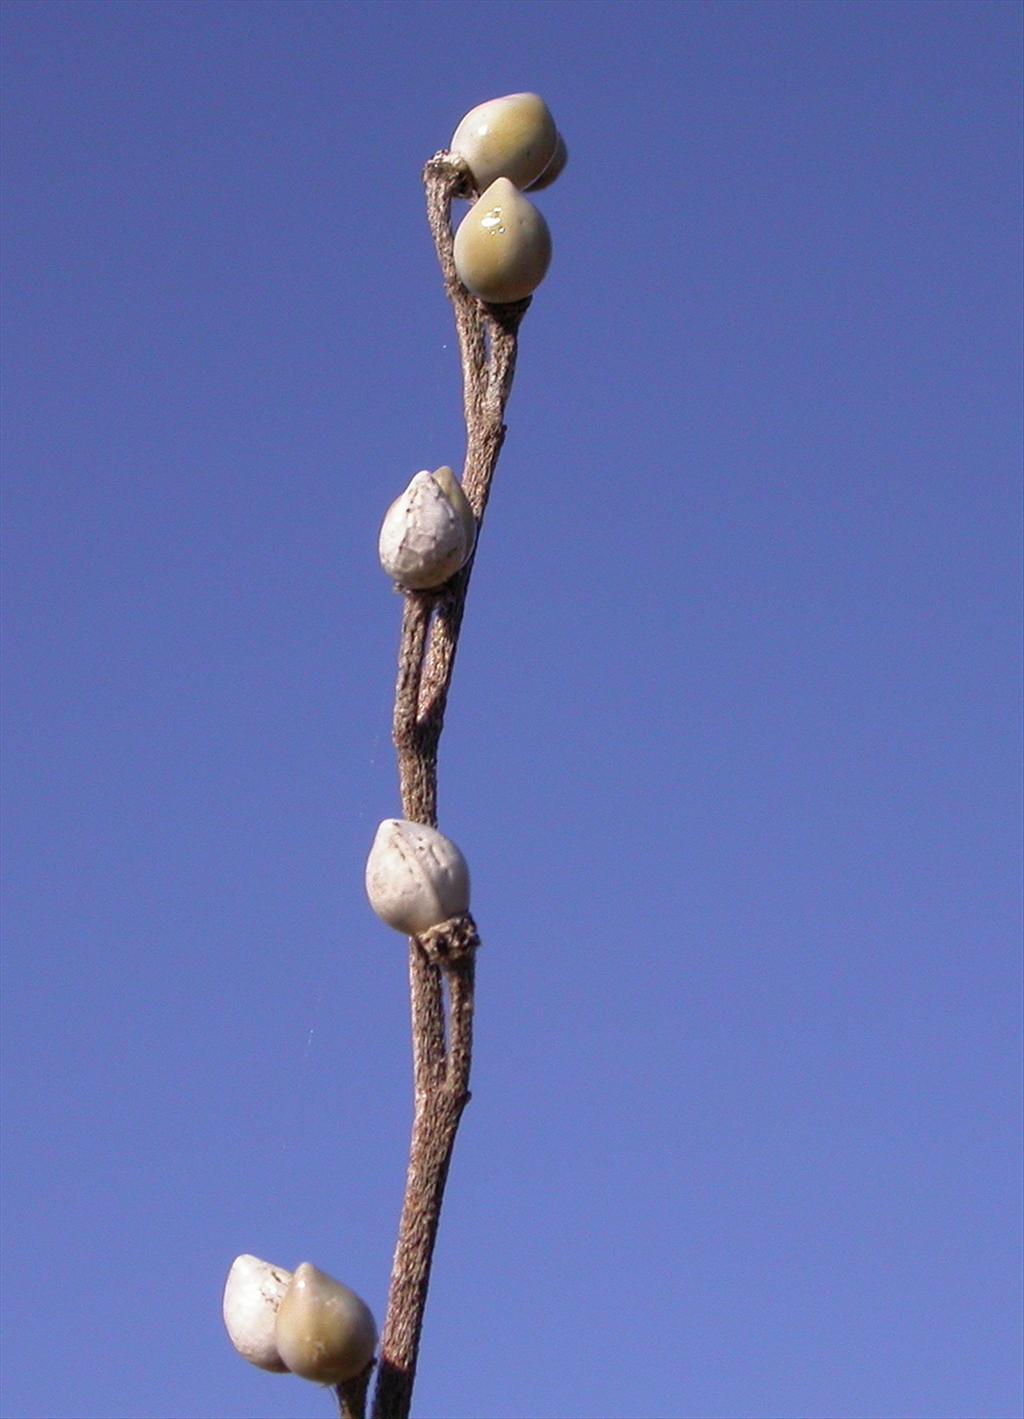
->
[336,1362,374,1419]
[361,153,530,1419]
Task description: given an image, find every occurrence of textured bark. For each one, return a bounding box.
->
[338,153,531,1419]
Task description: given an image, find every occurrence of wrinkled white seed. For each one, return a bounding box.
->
[450,92,558,192]
[223,1254,292,1373]
[365,819,470,935]
[453,178,552,305]
[274,1262,377,1384]
[379,466,475,590]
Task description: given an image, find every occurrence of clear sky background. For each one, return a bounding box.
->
[2,3,1021,1418]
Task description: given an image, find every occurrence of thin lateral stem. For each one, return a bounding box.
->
[368,153,529,1419]
[335,1361,375,1419]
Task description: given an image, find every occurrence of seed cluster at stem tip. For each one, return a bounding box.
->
[449,92,565,303]
[223,90,563,1419]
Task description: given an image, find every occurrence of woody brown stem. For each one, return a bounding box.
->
[335,1361,375,1419]
[365,153,529,1419]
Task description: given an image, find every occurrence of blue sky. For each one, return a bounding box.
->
[2,3,1021,1417]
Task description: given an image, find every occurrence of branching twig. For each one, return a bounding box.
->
[344,153,531,1419]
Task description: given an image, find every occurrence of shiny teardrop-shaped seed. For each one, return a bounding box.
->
[274,1263,377,1384]
[526,131,568,191]
[223,1254,292,1373]
[365,819,470,935]
[450,92,557,192]
[453,178,552,305]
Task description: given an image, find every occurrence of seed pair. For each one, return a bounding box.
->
[224,1256,377,1385]
[450,92,566,304]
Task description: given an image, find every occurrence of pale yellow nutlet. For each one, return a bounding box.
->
[274,1262,377,1385]
[526,131,568,191]
[453,178,552,305]
[450,92,560,192]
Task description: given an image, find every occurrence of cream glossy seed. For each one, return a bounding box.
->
[450,92,558,192]
[274,1263,377,1385]
[379,467,475,590]
[527,131,568,191]
[365,819,470,935]
[453,178,552,305]
[223,1254,292,1373]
